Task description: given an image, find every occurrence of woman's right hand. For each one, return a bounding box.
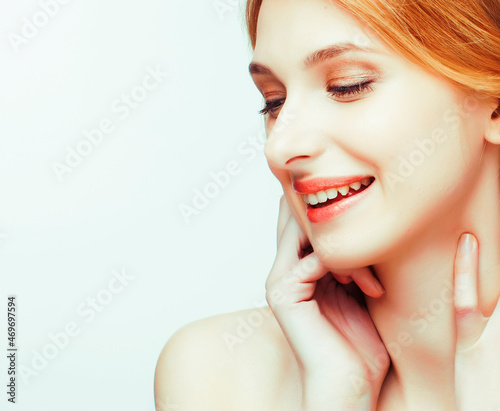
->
[267,195,389,411]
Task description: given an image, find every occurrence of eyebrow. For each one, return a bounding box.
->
[248,42,375,76]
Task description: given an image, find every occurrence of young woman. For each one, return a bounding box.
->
[155,0,500,409]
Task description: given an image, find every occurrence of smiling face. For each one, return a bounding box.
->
[250,0,495,269]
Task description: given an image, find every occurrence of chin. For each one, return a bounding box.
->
[310,230,393,271]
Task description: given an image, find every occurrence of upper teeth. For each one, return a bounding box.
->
[303,178,371,205]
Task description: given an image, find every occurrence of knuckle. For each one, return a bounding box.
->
[455,305,476,319]
[265,287,286,308]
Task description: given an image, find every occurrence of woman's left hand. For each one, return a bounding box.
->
[454,233,500,411]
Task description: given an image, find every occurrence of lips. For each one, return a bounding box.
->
[293,175,375,223]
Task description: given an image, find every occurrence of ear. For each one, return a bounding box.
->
[484,99,500,144]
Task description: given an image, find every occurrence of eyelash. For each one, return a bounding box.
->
[258,99,284,116]
[258,80,375,117]
[327,79,374,98]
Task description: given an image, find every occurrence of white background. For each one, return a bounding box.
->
[0,1,282,409]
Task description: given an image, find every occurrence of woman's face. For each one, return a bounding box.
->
[249,0,494,269]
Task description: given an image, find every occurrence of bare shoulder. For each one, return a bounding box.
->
[154,306,301,411]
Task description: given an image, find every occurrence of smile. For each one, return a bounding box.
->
[293,176,375,223]
[302,177,373,205]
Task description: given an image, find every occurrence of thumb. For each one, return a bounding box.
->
[454,233,486,350]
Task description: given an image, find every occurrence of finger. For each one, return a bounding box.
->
[332,273,352,285]
[267,217,326,306]
[323,281,389,375]
[269,217,323,287]
[454,233,485,350]
[277,195,291,246]
[335,284,387,354]
[351,268,385,299]
[268,260,353,375]
[334,267,385,299]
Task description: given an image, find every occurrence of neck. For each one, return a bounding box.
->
[369,142,500,409]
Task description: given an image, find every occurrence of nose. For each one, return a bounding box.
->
[264,99,325,169]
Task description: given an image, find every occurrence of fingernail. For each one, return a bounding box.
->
[374,278,385,295]
[459,233,475,254]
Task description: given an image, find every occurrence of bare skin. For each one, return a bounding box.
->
[156,190,500,411]
[154,306,302,411]
[155,229,500,411]
[155,194,386,410]
[156,1,500,409]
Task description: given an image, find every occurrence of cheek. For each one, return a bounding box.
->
[338,77,468,192]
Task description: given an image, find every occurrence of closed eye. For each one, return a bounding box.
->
[327,80,375,101]
[259,98,285,118]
